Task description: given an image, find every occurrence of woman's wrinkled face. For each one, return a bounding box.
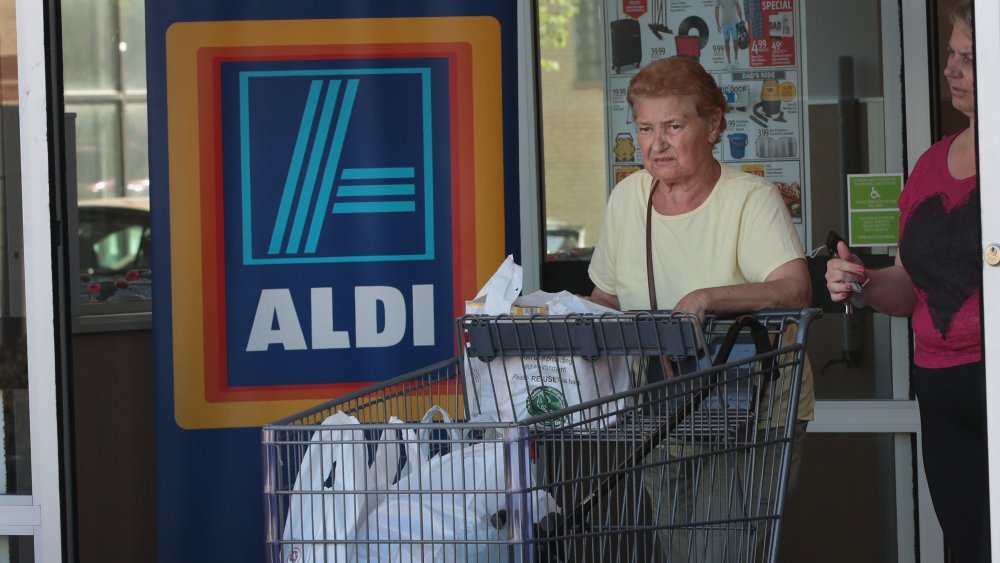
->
[944,25,975,119]
[634,94,720,185]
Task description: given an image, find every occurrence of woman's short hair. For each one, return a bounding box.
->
[627,57,728,139]
[950,0,973,36]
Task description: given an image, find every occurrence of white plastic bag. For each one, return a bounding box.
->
[282,413,411,563]
[282,411,365,563]
[354,440,560,563]
[471,254,523,315]
[515,289,618,316]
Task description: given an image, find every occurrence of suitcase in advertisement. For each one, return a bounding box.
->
[610,18,642,73]
[675,35,701,61]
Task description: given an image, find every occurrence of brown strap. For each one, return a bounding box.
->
[645,178,676,379]
[646,178,660,310]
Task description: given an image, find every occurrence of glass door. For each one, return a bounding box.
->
[534,0,946,560]
[784,0,915,558]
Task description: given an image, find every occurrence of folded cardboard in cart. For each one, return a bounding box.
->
[464,256,631,427]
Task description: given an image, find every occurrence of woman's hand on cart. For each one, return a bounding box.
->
[673,290,710,323]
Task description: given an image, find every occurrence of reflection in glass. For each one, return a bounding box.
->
[124,103,148,196]
[538,0,607,263]
[63,0,153,315]
[77,199,151,306]
[0,317,30,495]
[121,0,147,92]
[0,536,36,562]
[67,103,122,201]
[60,0,119,91]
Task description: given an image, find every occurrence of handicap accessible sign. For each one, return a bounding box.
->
[846,173,903,247]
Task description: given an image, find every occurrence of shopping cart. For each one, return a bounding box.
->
[263,308,820,563]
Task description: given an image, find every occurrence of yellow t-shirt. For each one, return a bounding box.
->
[588,165,814,421]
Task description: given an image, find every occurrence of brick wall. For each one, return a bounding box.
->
[539,33,609,252]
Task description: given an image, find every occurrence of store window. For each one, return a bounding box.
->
[62,0,150,321]
[538,0,608,298]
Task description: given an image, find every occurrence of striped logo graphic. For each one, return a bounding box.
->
[240,68,434,265]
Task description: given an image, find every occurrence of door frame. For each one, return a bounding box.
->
[1,0,65,559]
[974,0,1000,558]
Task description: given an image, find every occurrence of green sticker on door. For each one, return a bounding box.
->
[846,173,903,246]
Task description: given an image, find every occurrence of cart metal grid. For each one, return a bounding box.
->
[263,308,820,563]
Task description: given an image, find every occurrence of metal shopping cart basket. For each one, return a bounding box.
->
[262,308,820,563]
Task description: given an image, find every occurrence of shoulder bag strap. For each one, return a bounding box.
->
[645,179,676,379]
[646,178,660,309]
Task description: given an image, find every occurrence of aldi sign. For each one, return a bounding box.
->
[162,16,512,429]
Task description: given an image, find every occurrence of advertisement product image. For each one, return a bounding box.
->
[604,0,804,224]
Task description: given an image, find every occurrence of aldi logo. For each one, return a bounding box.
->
[241,70,436,264]
[163,17,508,428]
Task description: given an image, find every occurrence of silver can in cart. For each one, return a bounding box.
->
[262,308,821,563]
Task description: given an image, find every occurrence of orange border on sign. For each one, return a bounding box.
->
[166,17,505,428]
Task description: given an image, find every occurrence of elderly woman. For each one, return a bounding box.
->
[588,56,813,560]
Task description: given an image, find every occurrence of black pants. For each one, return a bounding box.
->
[912,361,991,563]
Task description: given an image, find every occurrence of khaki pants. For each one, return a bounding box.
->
[641,420,808,562]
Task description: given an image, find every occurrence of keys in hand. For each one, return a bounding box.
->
[826,230,858,315]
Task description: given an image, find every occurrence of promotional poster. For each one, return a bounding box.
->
[604,0,804,224]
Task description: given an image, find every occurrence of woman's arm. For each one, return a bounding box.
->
[589,286,622,311]
[673,257,811,319]
[825,241,916,317]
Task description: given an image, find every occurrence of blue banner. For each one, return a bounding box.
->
[146,1,521,559]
